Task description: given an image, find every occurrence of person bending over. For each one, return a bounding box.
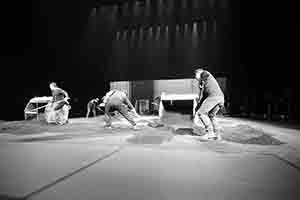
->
[102,89,138,130]
[86,98,100,118]
[194,68,224,140]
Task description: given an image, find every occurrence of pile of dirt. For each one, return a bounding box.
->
[173,128,202,136]
[0,117,114,135]
[222,124,284,145]
[167,123,283,146]
[0,116,284,146]
[147,118,164,128]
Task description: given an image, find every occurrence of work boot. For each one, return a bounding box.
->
[104,124,112,129]
[213,128,222,141]
[216,133,222,140]
[132,125,140,130]
[200,130,218,140]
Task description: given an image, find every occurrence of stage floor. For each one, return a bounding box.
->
[0,116,300,200]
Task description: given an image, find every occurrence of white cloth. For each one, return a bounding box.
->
[44,102,70,125]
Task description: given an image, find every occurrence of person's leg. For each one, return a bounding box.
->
[63,105,70,124]
[209,97,225,139]
[86,105,91,118]
[104,104,113,127]
[93,108,96,117]
[56,105,68,125]
[48,102,58,124]
[91,104,96,117]
[117,104,136,127]
[54,101,67,111]
[208,104,222,139]
[196,96,223,139]
[196,99,214,134]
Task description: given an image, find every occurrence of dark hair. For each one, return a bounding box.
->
[195,68,204,73]
[50,82,57,87]
[121,89,128,96]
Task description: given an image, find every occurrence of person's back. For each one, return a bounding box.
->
[88,98,99,107]
[201,71,224,97]
[106,90,127,106]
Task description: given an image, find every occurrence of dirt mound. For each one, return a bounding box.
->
[147,122,164,128]
[173,128,201,136]
[222,124,284,145]
[170,124,283,145]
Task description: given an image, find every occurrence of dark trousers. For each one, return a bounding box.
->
[104,103,136,126]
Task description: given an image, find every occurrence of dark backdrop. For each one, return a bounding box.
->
[0,0,297,120]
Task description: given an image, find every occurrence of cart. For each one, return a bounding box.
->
[24,96,53,120]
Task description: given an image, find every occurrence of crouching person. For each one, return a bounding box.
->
[45,82,71,125]
[194,68,224,140]
[102,89,139,130]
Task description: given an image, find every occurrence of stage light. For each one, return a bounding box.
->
[184,23,189,37]
[155,25,161,41]
[116,31,121,40]
[122,29,128,40]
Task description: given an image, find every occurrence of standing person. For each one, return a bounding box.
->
[102,89,139,130]
[194,68,224,140]
[86,98,100,118]
[45,82,70,125]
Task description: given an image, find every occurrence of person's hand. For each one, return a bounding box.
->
[132,110,140,117]
[64,97,70,105]
[199,81,204,89]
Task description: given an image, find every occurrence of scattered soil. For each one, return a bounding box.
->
[173,124,283,145]
[0,116,284,145]
[222,124,284,145]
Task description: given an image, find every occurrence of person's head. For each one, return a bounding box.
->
[49,82,57,90]
[194,68,204,80]
[121,89,128,97]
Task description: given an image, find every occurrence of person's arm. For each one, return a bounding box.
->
[104,104,112,126]
[125,97,141,117]
[63,89,69,99]
[51,91,55,103]
[198,71,210,102]
[198,80,204,103]
[57,88,69,100]
[124,97,135,110]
